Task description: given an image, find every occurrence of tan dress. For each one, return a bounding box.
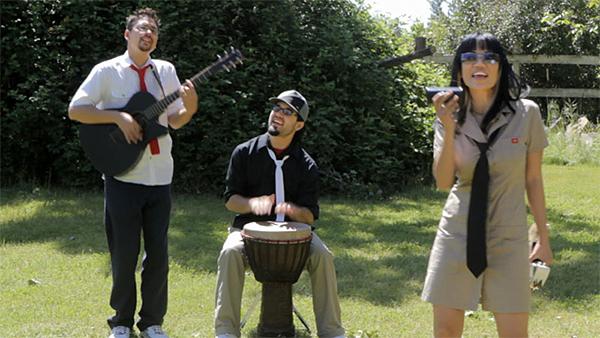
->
[421,99,548,312]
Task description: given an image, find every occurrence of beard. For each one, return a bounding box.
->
[267,125,280,136]
[138,40,153,52]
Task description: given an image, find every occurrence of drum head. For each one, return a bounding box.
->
[242,221,311,241]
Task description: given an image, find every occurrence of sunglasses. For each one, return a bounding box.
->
[133,24,159,35]
[461,52,500,64]
[272,105,296,116]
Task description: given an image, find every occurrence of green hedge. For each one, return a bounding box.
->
[1,0,435,196]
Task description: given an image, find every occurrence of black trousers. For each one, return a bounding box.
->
[104,176,171,331]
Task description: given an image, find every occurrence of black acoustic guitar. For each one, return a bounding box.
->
[78,47,243,176]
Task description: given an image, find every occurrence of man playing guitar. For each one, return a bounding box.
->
[68,7,197,338]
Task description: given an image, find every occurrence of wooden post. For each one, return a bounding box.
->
[512,62,520,78]
[415,37,426,51]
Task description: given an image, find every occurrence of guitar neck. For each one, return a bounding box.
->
[145,65,215,120]
[144,48,242,120]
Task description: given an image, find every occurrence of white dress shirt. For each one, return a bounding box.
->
[69,52,185,185]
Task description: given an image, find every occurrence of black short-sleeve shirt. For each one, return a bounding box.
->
[224,133,320,229]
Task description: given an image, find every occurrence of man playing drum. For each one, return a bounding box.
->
[214,90,346,338]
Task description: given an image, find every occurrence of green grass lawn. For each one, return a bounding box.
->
[1,164,598,337]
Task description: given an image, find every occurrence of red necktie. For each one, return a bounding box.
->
[130,64,160,155]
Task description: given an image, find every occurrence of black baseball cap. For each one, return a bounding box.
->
[269,90,309,121]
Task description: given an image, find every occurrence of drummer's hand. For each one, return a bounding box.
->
[275,202,314,224]
[274,202,297,218]
[249,194,275,215]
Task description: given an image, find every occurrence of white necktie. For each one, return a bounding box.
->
[267,148,289,222]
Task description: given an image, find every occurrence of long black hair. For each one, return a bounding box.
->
[450,33,527,131]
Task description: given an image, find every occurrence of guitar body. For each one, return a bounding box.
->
[78,92,168,176]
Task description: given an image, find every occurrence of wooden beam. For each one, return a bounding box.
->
[510,55,600,65]
[422,55,453,63]
[528,88,600,98]
[379,47,435,68]
[423,54,600,65]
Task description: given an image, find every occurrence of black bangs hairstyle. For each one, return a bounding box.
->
[450,33,526,131]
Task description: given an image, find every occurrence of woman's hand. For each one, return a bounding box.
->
[432,91,460,130]
[529,238,553,265]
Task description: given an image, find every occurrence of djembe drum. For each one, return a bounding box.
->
[242,221,312,337]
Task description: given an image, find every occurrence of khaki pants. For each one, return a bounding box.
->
[214,228,345,338]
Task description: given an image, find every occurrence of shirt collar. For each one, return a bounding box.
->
[487,107,512,135]
[121,51,153,69]
[461,103,514,142]
[257,133,301,158]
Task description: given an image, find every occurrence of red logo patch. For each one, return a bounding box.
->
[512,137,519,144]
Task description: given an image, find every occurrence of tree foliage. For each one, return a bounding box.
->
[1,0,436,196]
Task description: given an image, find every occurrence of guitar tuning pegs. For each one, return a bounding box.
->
[223,65,230,72]
[217,54,222,59]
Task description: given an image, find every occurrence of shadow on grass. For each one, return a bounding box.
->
[0,186,443,308]
[245,328,312,338]
[309,190,445,306]
[0,188,109,253]
[542,207,600,301]
[0,187,229,274]
[1,185,598,308]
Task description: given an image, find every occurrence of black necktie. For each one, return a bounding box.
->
[466,128,502,278]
